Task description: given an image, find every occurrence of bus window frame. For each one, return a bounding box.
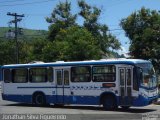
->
[3,69,12,83]
[12,68,28,83]
[71,66,91,82]
[47,67,54,82]
[29,67,54,83]
[29,67,48,83]
[92,65,116,82]
[64,70,69,85]
[133,67,140,91]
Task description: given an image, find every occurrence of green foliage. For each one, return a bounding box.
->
[78,0,121,55]
[0,1,122,65]
[46,1,77,40]
[121,7,160,70]
[19,37,48,63]
[78,0,101,35]
[43,26,101,62]
[0,39,15,64]
[46,0,121,57]
[0,27,13,37]
[0,27,48,65]
[0,27,47,39]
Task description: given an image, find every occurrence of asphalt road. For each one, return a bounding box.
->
[0,90,160,120]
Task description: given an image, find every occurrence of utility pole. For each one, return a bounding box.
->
[7,12,24,64]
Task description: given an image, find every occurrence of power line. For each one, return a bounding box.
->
[0,28,124,39]
[0,34,47,38]
[7,12,25,64]
[25,13,50,16]
[0,0,53,7]
[0,0,26,4]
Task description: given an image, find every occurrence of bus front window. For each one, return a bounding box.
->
[137,63,157,88]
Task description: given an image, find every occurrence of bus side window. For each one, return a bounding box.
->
[4,69,11,83]
[57,71,62,85]
[64,70,69,85]
[92,65,116,82]
[133,67,139,91]
[12,69,28,83]
[71,66,91,82]
[29,68,47,83]
[47,67,53,82]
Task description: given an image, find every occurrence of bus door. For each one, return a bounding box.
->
[55,68,70,104]
[119,67,132,106]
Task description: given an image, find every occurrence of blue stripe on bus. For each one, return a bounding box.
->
[2,94,100,105]
[2,94,32,103]
[16,86,115,90]
[2,93,158,106]
[132,95,159,106]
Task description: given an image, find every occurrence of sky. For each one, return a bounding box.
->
[0,0,160,56]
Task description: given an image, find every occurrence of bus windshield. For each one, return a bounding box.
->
[137,63,157,88]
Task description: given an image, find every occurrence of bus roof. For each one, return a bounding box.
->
[1,59,151,68]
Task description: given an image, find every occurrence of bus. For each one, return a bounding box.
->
[0,66,1,89]
[0,66,1,79]
[1,59,159,110]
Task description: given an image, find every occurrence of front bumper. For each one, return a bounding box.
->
[132,95,158,106]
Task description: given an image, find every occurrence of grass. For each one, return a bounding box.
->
[0,27,48,38]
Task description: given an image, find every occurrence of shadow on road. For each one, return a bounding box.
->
[4,103,157,113]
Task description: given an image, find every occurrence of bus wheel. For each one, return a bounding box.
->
[33,93,46,106]
[121,106,130,110]
[54,104,64,107]
[102,95,117,110]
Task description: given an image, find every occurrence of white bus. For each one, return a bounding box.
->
[1,59,159,110]
[0,67,2,89]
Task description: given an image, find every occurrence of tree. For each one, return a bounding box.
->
[0,39,15,64]
[43,26,101,62]
[18,37,48,63]
[78,0,121,56]
[18,40,33,63]
[45,0,121,61]
[78,0,101,36]
[120,7,160,69]
[46,0,77,41]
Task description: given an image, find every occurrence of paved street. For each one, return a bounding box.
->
[0,89,160,120]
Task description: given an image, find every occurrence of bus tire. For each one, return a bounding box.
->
[33,92,46,106]
[54,104,64,107]
[102,95,117,110]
